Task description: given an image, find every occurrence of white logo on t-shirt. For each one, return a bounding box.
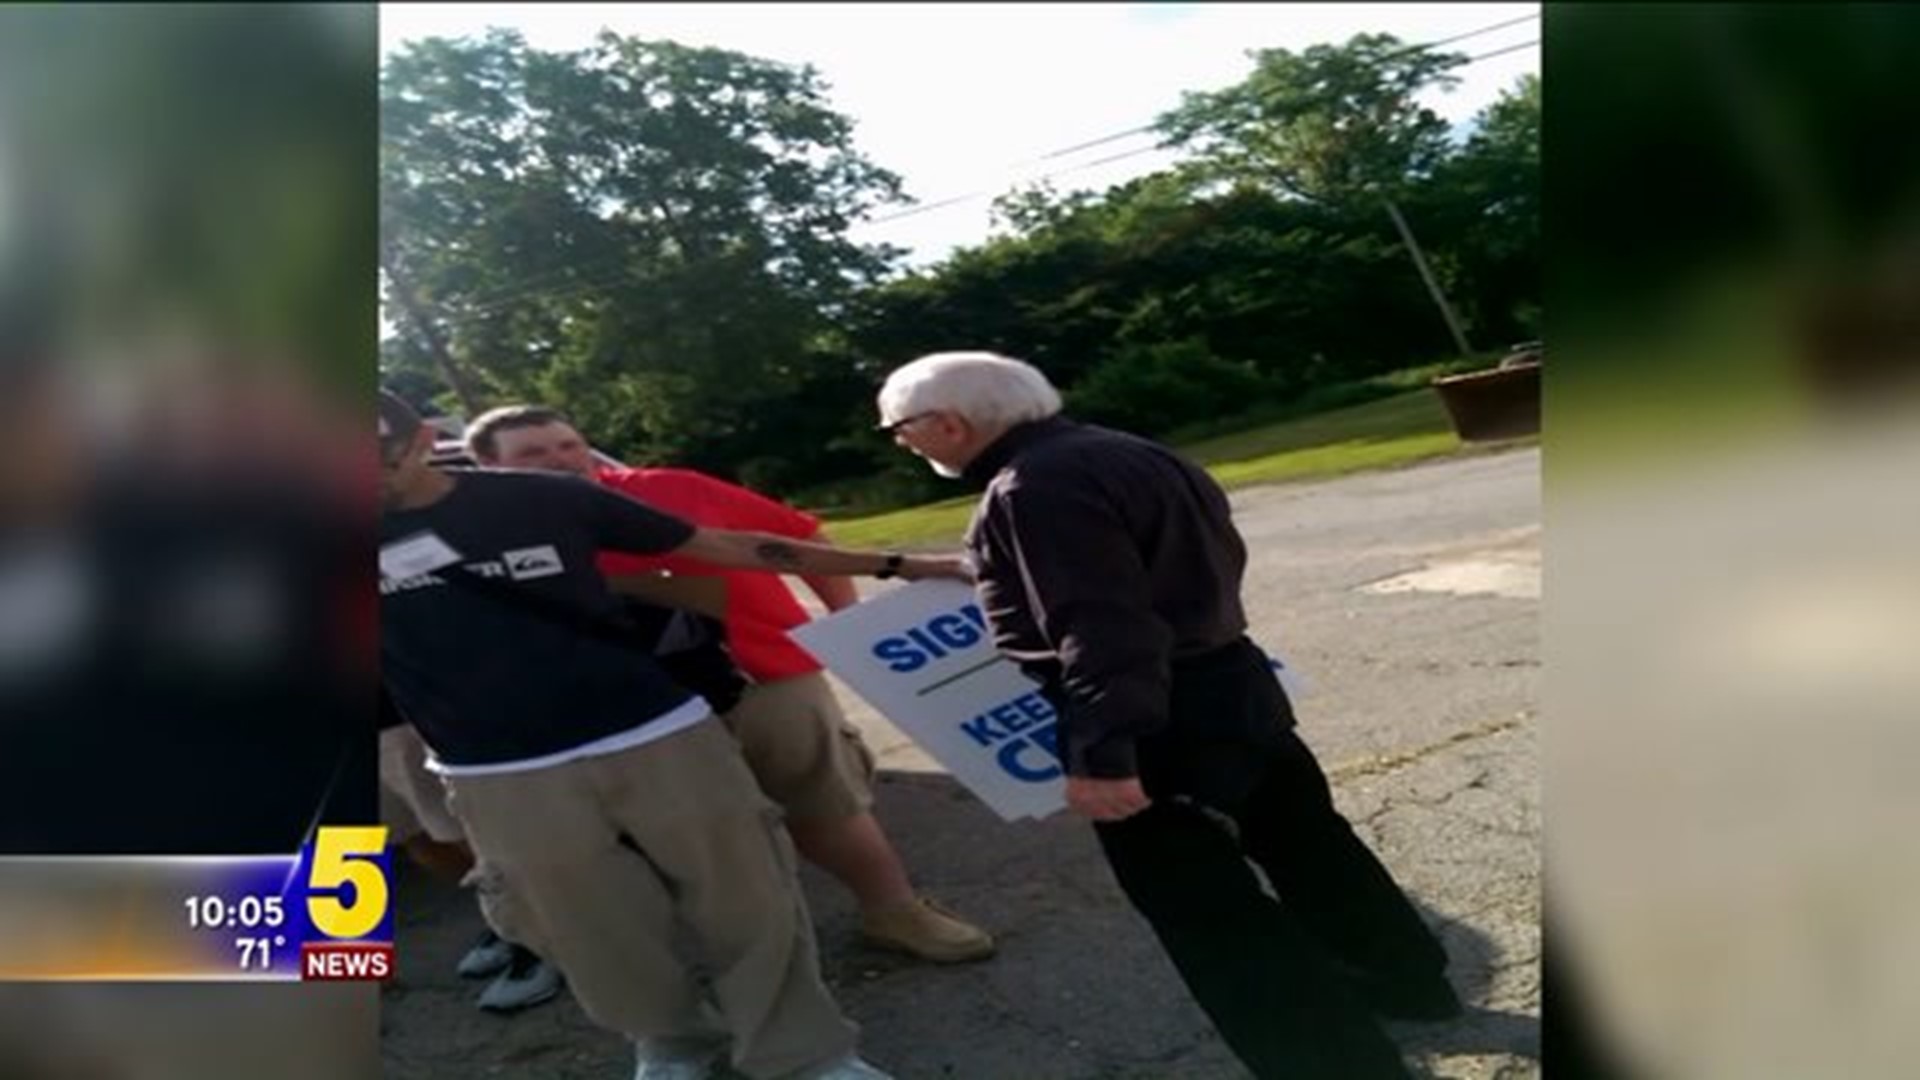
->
[380,572,446,596]
[502,545,565,581]
[380,531,463,581]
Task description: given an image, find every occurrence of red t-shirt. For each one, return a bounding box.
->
[594,467,826,682]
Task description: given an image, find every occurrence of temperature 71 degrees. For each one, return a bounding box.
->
[237,935,286,972]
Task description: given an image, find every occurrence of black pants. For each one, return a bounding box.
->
[1091,661,1447,1078]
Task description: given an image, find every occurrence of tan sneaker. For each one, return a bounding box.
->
[860,896,996,963]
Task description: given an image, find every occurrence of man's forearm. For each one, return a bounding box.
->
[729,531,889,577]
[801,572,861,611]
[797,525,864,609]
[676,528,964,582]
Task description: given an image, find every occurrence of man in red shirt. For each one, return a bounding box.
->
[465,405,994,964]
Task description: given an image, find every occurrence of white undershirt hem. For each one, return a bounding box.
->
[425,697,714,778]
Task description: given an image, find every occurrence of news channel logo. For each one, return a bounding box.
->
[291,825,395,981]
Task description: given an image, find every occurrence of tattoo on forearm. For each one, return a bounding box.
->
[755,540,804,570]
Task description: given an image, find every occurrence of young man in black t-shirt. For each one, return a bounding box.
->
[379,391,960,1080]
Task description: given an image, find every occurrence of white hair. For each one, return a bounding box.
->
[877,351,1063,431]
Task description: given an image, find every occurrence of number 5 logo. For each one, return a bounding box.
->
[306,826,391,940]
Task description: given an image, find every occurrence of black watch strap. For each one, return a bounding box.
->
[875,552,905,580]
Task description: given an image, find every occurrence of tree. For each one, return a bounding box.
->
[1422,74,1541,342]
[989,181,1098,239]
[380,29,907,468]
[1157,33,1463,207]
[1157,33,1475,355]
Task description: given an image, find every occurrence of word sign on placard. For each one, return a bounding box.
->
[791,581,1065,821]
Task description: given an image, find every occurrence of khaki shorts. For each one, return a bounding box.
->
[378,725,466,844]
[722,672,876,821]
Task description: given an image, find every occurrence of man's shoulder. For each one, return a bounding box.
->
[458,466,587,488]
[986,448,1081,509]
[1005,422,1151,479]
[1055,423,1200,474]
[597,465,722,495]
[447,467,608,510]
[382,471,584,544]
[594,466,644,494]
[598,466,754,514]
[1071,420,1165,450]
[992,422,1206,510]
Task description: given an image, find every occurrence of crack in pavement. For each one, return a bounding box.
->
[1370,764,1496,811]
[968,978,1218,1079]
[1328,715,1529,785]
[1361,788,1538,843]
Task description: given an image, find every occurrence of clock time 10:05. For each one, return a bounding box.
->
[184,894,287,932]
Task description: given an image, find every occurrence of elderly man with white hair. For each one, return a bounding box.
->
[875,351,1461,1080]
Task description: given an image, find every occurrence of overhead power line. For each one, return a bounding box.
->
[399,18,1541,321]
[1421,11,1539,52]
[1464,39,1539,64]
[861,31,1541,231]
[1018,12,1539,169]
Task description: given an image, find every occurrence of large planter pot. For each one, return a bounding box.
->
[1796,272,1920,407]
[1431,360,1541,442]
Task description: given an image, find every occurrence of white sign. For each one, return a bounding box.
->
[792,581,1310,823]
[791,581,1065,822]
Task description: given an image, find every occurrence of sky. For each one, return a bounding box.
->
[380,2,1541,268]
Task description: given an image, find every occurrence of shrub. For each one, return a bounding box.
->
[1067,338,1271,436]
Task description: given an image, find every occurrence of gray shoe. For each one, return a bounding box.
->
[476,946,563,1013]
[801,1055,895,1080]
[455,930,514,979]
[632,1038,722,1080]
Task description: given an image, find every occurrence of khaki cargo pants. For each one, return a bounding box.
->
[444,718,856,1080]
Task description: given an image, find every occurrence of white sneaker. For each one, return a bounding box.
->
[455,930,514,979]
[632,1039,722,1080]
[802,1055,895,1080]
[476,946,563,1013]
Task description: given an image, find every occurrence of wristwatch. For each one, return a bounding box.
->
[875,552,905,580]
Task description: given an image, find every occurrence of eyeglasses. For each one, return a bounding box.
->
[876,412,934,435]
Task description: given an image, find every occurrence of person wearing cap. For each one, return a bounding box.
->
[872,352,1460,1080]
[378,390,963,1080]
[461,404,995,966]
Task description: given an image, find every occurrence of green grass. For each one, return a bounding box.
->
[821,494,982,549]
[822,387,1535,550]
[1157,353,1504,447]
[1185,388,1463,479]
[793,356,1507,518]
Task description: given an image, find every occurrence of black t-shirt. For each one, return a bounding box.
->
[379,469,701,768]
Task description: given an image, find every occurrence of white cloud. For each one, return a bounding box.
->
[380,2,1539,266]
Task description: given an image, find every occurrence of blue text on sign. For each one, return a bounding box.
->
[959,690,1062,783]
[871,604,990,673]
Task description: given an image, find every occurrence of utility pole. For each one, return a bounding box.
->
[379,248,487,418]
[1384,197,1475,358]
